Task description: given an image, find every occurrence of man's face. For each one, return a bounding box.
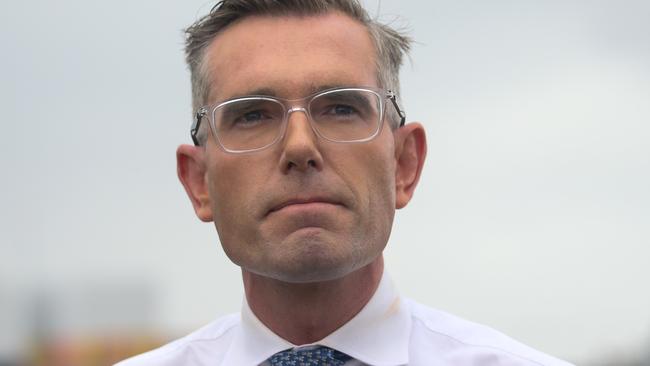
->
[193,12,400,283]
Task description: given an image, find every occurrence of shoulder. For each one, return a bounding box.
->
[405,299,574,366]
[114,313,240,366]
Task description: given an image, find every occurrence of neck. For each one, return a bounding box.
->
[243,256,384,345]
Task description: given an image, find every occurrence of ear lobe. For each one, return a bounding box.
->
[394,123,427,209]
[177,144,214,222]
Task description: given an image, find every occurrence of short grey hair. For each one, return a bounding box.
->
[184,0,411,141]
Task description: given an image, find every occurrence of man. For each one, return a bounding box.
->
[118,1,572,365]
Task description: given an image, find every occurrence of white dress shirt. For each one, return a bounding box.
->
[116,272,573,366]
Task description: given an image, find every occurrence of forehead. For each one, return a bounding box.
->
[203,12,378,102]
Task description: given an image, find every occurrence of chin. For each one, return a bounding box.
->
[260,242,361,284]
[266,264,356,284]
[239,228,382,283]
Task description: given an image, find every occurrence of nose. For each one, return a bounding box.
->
[278,108,324,174]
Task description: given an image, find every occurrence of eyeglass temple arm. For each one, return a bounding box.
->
[387,91,406,127]
[191,108,207,146]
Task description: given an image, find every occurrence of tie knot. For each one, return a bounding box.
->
[268,346,352,366]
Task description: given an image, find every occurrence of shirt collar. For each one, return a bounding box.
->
[221,271,411,366]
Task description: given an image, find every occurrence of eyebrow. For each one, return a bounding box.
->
[244,87,277,97]
[229,84,351,100]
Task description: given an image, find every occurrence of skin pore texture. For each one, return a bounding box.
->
[177,12,426,345]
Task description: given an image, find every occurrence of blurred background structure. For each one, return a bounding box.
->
[1,0,649,365]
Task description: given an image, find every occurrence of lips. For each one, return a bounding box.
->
[267,196,343,216]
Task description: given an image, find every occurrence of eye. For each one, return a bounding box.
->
[327,104,357,117]
[319,104,361,120]
[220,100,283,129]
[235,110,268,125]
[310,90,374,123]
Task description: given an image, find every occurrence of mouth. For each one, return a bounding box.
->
[267,197,343,216]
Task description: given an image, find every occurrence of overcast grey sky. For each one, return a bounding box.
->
[1,1,649,364]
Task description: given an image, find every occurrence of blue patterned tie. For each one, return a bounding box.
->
[268,346,352,366]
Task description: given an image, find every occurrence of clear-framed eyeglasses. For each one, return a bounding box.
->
[191,87,406,153]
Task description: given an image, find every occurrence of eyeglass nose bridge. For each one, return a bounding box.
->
[282,106,319,138]
[287,106,308,115]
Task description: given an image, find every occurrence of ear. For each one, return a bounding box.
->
[393,123,427,209]
[177,144,214,222]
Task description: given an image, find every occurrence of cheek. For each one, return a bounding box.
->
[367,134,397,201]
[206,155,268,246]
[339,141,397,228]
[366,153,397,220]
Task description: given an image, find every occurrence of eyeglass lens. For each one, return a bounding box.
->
[212,89,382,151]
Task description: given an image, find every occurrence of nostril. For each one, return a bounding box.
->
[284,159,318,172]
